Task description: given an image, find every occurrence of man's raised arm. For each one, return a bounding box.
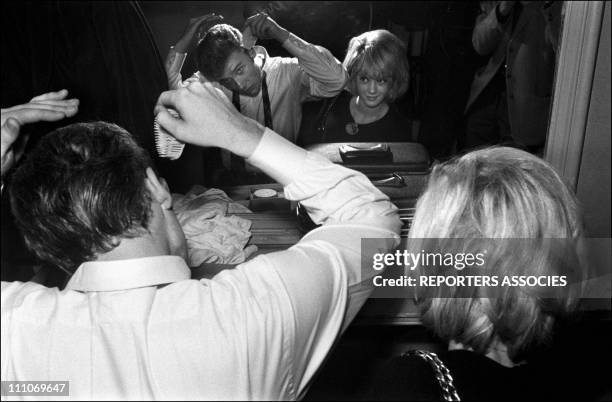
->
[164,14,223,89]
[244,13,347,99]
[155,82,401,398]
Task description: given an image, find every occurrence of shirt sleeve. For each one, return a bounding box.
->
[282,35,347,101]
[165,47,187,90]
[221,129,402,397]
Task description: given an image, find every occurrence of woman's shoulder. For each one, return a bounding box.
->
[365,351,445,401]
[368,103,412,142]
[366,349,541,401]
[442,350,567,401]
[324,89,352,115]
[385,102,411,124]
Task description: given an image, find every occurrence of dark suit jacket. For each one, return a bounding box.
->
[465,1,561,146]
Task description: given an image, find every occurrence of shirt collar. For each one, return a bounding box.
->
[66,255,191,292]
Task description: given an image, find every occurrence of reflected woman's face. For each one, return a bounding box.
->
[355,72,391,109]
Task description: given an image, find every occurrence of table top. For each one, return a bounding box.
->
[188,181,422,325]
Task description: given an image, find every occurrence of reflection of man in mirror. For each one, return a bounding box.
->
[165,13,347,145]
[462,1,562,154]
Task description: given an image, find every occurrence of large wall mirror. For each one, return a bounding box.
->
[142,1,565,166]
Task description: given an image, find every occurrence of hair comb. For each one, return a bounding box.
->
[153,108,185,160]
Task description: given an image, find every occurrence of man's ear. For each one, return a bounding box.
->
[247,47,257,60]
[110,236,122,248]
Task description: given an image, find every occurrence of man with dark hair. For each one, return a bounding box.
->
[2,81,400,400]
[165,13,347,144]
[9,121,186,275]
[196,23,245,84]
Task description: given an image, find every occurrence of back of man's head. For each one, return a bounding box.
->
[196,23,243,81]
[10,121,152,274]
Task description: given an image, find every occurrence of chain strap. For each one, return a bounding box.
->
[403,350,461,401]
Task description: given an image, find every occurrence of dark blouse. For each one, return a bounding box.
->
[300,91,412,146]
[366,349,593,401]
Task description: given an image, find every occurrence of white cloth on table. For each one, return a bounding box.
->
[172,186,256,266]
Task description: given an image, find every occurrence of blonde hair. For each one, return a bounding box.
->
[343,29,410,102]
[409,147,584,362]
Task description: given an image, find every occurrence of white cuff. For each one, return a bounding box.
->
[168,47,187,69]
[246,128,307,185]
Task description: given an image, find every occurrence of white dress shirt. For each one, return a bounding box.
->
[1,129,401,400]
[166,40,347,143]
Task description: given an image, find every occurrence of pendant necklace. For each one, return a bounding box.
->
[345,121,359,135]
[347,97,387,136]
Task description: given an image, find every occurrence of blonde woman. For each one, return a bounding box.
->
[369,147,586,400]
[302,29,411,145]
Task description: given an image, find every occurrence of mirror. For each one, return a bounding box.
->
[141,1,565,169]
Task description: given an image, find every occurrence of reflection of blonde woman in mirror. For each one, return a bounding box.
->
[368,147,587,401]
[302,29,411,145]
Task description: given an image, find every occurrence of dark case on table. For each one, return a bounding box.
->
[306,142,432,208]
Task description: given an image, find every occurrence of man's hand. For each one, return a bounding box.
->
[154,82,264,159]
[498,1,516,17]
[1,89,79,127]
[174,13,224,54]
[1,118,24,179]
[145,167,187,260]
[1,89,79,177]
[145,167,173,210]
[243,13,290,43]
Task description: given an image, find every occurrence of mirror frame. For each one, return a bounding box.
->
[545,1,606,190]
